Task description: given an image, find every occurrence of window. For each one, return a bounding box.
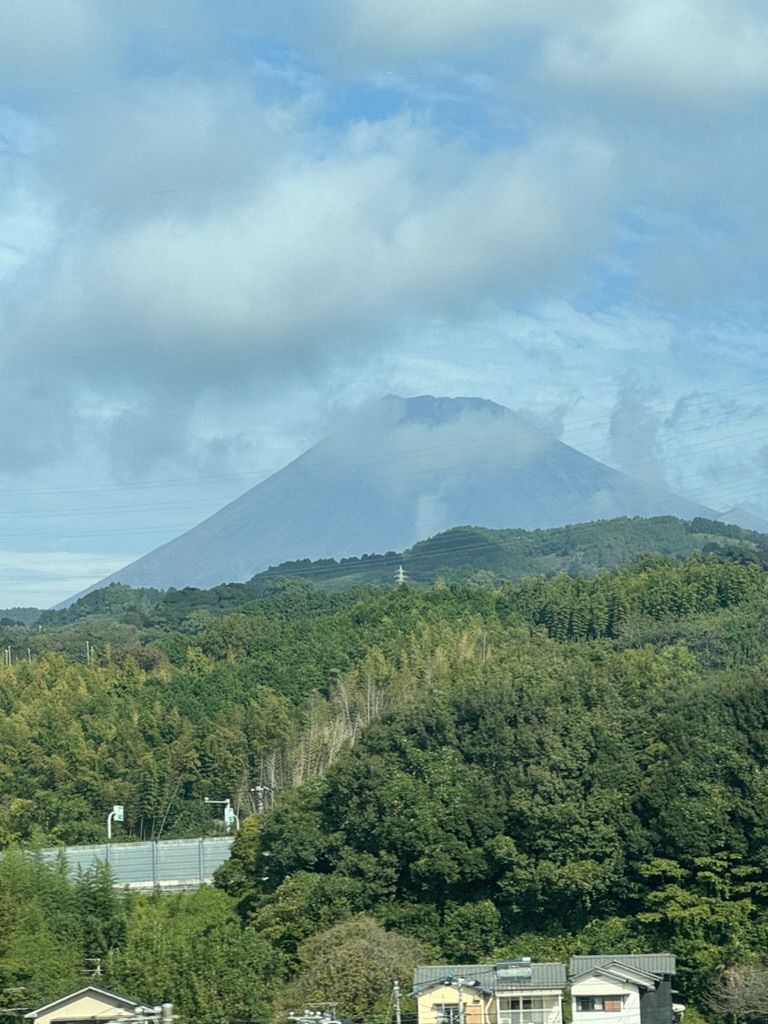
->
[434,1004,461,1024]
[576,997,625,1013]
[498,996,550,1024]
[500,998,545,1012]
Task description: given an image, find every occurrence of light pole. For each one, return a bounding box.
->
[107,804,124,840]
[204,796,240,832]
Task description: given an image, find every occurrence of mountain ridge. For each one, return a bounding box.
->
[65,394,739,603]
[28,515,768,632]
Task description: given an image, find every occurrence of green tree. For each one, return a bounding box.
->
[278,917,425,1023]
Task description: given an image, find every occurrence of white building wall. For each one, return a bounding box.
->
[497,992,562,1024]
[571,976,640,1024]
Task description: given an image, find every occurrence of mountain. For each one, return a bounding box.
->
[718,505,768,532]
[70,394,726,599]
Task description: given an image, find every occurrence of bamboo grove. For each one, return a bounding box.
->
[2,528,768,1021]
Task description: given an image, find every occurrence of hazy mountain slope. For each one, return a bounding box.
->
[70,394,722,599]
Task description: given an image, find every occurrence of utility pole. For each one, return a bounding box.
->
[394,565,408,585]
[456,978,465,1024]
[393,980,402,1024]
[250,785,273,814]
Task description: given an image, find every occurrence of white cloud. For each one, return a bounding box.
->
[5,119,618,408]
[1,0,768,606]
[540,1,768,105]
[0,189,55,281]
[0,0,116,89]
[283,0,768,105]
[52,76,315,224]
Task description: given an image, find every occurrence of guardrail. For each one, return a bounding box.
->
[39,836,235,891]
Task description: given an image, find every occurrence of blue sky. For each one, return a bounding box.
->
[2,0,768,607]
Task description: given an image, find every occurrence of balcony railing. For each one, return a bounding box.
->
[498,1008,559,1024]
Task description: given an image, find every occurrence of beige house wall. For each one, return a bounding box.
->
[417,984,495,1024]
[418,986,564,1024]
[33,994,146,1024]
[466,1001,490,1024]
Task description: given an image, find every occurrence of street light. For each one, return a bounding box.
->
[204,796,240,832]
[107,804,124,840]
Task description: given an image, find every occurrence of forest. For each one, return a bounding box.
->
[2,518,768,1023]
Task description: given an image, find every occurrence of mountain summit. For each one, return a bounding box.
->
[72,394,722,598]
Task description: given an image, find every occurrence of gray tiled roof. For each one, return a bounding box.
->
[414,963,567,992]
[569,956,676,979]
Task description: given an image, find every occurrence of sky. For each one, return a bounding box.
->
[2,0,768,608]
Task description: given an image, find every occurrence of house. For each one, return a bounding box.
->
[24,986,172,1024]
[569,956,683,1024]
[412,959,567,1024]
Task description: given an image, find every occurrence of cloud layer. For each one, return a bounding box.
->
[2,0,768,604]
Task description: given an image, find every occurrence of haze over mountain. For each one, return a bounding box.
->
[70,395,726,600]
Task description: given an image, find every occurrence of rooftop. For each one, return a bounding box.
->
[413,962,567,993]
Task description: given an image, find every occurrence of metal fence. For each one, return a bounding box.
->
[39,837,235,891]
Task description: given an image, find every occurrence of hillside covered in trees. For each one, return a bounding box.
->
[2,519,768,1021]
[246,515,768,591]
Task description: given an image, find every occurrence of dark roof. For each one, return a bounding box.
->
[414,963,567,993]
[569,956,676,979]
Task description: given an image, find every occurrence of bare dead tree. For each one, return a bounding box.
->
[708,965,768,1024]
